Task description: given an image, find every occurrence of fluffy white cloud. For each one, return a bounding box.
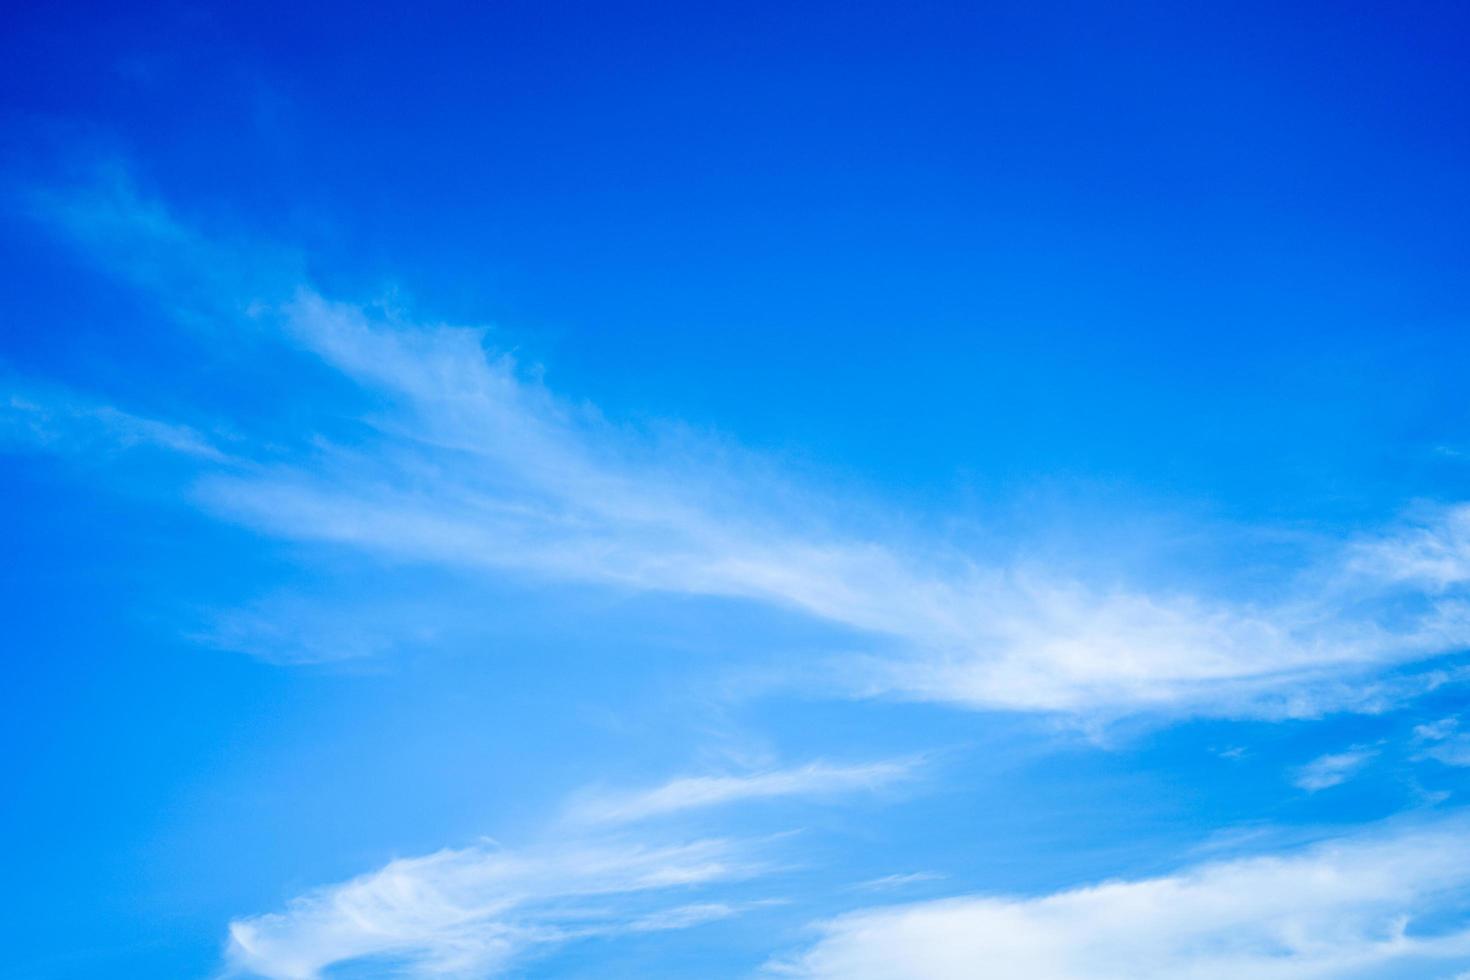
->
[226,837,762,980]
[774,819,1470,980]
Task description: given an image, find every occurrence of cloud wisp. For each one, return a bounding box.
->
[225,836,765,980]
[223,756,908,977]
[195,290,1470,717]
[1349,505,1470,592]
[565,759,920,826]
[22,183,1470,719]
[2,382,229,462]
[1413,717,1470,768]
[1290,746,1379,792]
[773,817,1470,979]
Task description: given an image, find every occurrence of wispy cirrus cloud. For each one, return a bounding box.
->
[566,759,920,826]
[2,383,229,462]
[1289,746,1379,792]
[22,180,1470,719]
[193,289,1470,716]
[1348,505,1470,591]
[848,872,946,893]
[1412,716,1470,767]
[772,817,1470,979]
[225,836,766,980]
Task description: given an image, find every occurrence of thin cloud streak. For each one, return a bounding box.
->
[2,383,229,462]
[567,760,920,825]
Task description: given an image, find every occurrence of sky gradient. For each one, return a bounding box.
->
[4,3,1470,978]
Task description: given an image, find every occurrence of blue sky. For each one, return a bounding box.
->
[3,2,1470,978]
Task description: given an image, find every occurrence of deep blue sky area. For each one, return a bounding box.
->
[3,3,1470,979]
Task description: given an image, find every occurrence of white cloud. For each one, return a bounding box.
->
[1290,746,1378,792]
[625,900,777,932]
[1411,718,1470,768]
[225,837,763,980]
[773,819,1470,979]
[187,289,1470,716]
[1416,717,1460,742]
[1424,741,1470,767]
[1349,505,1470,591]
[190,590,476,665]
[29,170,299,321]
[849,872,946,892]
[2,385,228,462]
[567,760,919,825]
[31,185,1470,718]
